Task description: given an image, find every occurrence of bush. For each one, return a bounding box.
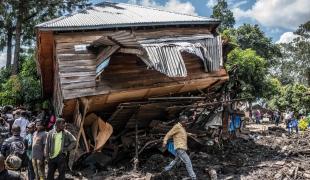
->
[0,52,42,108]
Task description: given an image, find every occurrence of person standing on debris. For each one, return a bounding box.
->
[13,111,30,138]
[25,123,35,180]
[0,117,10,145]
[162,115,197,180]
[255,110,261,124]
[0,153,23,180]
[288,114,299,135]
[274,110,280,126]
[45,118,76,180]
[32,121,47,180]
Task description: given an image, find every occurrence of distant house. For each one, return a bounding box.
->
[35,2,228,149]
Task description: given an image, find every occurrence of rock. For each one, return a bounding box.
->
[275,161,286,166]
[274,172,282,179]
[145,173,153,180]
[208,168,217,180]
[303,173,310,178]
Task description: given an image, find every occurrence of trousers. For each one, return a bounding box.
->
[47,154,66,180]
[164,149,197,180]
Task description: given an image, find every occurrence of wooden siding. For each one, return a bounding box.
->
[51,27,228,119]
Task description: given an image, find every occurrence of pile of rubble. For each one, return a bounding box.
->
[71,123,310,180]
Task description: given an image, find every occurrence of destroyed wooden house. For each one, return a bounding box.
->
[36,2,228,154]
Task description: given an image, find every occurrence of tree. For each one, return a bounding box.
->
[211,0,235,32]
[271,21,310,86]
[0,50,42,107]
[223,24,281,62]
[0,0,88,74]
[0,1,14,68]
[225,48,268,99]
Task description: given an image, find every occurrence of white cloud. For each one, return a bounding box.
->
[232,0,247,8]
[276,32,299,44]
[129,0,197,15]
[232,0,310,30]
[206,0,217,8]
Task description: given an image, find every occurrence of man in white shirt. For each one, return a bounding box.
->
[13,111,29,138]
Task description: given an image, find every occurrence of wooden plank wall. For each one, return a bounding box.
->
[54,27,228,119]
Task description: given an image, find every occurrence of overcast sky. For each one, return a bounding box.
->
[0,0,309,67]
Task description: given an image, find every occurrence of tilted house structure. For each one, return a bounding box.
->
[36,2,228,151]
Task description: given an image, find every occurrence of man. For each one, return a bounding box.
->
[32,121,47,180]
[13,111,29,138]
[1,125,25,159]
[0,153,22,180]
[162,115,196,180]
[288,115,299,135]
[1,125,26,171]
[45,118,76,180]
[3,106,14,132]
[274,110,280,126]
[255,110,261,124]
[0,117,10,145]
[25,123,35,180]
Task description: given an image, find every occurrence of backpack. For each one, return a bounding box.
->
[9,140,25,158]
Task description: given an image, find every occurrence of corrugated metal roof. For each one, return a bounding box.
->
[36,2,220,31]
[138,36,223,77]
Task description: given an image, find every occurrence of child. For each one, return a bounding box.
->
[32,120,47,180]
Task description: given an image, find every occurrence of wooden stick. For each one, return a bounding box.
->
[73,98,90,160]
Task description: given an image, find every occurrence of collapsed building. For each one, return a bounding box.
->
[35,2,232,170]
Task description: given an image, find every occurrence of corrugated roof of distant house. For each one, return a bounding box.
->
[36,2,220,31]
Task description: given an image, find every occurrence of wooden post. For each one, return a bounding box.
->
[133,117,138,172]
[74,97,90,160]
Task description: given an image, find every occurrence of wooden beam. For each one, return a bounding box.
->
[74,97,90,159]
[96,45,120,65]
[118,48,143,55]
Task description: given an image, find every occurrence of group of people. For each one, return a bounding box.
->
[253,108,309,135]
[0,106,76,180]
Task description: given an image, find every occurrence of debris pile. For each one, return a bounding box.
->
[72,124,310,180]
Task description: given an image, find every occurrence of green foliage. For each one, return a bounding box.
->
[0,75,22,105]
[211,0,235,32]
[266,83,310,113]
[271,21,310,86]
[226,48,267,98]
[0,0,88,73]
[0,67,11,85]
[19,53,41,104]
[224,24,281,62]
[0,51,42,107]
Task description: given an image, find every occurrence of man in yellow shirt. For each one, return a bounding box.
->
[45,118,76,180]
[163,115,196,180]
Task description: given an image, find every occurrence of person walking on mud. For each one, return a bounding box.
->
[162,115,197,180]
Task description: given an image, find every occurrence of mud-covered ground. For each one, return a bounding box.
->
[72,122,310,180]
